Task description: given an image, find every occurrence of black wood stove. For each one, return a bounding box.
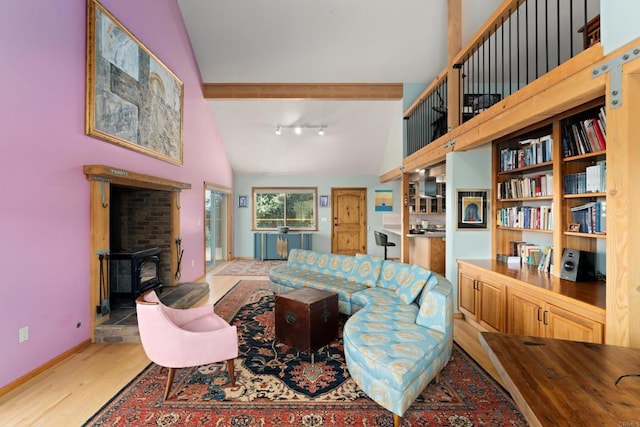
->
[109,247,163,307]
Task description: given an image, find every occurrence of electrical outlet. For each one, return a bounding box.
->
[191,259,195,267]
[19,326,29,343]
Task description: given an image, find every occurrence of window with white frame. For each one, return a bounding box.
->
[253,187,317,230]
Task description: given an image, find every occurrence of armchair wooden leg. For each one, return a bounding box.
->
[393,413,401,427]
[226,359,235,386]
[164,367,176,401]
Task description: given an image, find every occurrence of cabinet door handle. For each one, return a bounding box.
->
[543,310,549,325]
[537,307,543,322]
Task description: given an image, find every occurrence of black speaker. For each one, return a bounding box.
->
[559,249,596,281]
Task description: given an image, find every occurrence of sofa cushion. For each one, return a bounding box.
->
[415,273,453,335]
[350,287,398,311]
[287,249,355,278]
[394,264,431,304]
[377,260,411,291]
[348,253,383,287]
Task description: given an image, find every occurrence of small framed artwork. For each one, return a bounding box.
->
[374,189,393,212]
[568,222,581,232]
[319,195,329,207]
[238,195,248,208]
[457,189,489,230]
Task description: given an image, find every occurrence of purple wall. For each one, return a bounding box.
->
[0,0,232,387]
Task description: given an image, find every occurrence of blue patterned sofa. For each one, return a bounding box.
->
[269,249,453,426]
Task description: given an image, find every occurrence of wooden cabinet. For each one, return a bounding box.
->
[408,181,445,214]
[507,287,604,344]
[253,232,312,260]
[458,264,506,333]
[458,260,605,344]
[409,236,445,275]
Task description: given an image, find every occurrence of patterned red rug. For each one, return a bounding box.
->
[214,259,285,276]
[84,280,526,426]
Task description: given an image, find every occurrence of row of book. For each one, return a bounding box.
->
[571,201,606,234]
[499,135,553,172]
[564,160,606,194]
[497,174,553,199]
[498,242,553,273]
[497,205,554,230]
[562,107,607,157]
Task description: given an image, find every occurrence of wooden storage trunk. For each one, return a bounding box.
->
[275,287,339,352]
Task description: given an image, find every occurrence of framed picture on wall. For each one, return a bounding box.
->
[238,195,248,208]
[319,195,329,207]
[457,189,489,229]
[85,0,184,165]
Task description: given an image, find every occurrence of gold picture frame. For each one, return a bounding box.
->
[85,0,184,165]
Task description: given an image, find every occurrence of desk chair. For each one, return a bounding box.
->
[374,231,396,260]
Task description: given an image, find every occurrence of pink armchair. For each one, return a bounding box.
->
[135,290,238,400]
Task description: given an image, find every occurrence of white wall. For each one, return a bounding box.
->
[233,174,402,259]
[602,1,640,54]
[445,144,493,305]
[378,102,404,175]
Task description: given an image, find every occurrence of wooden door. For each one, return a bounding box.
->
[331,188,366,255]
[477,279,506,332]
[545,303,604,344]
[458,271,477,320]
[507,289,543,337]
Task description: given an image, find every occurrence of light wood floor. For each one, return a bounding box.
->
[0,263,501,426]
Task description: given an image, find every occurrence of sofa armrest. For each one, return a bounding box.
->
[415,273,453,337]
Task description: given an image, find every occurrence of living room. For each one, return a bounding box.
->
[2,0,640,424]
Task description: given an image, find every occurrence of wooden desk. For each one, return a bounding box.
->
[480,332,640,427]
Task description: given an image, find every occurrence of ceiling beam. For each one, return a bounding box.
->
[203,83,403,100]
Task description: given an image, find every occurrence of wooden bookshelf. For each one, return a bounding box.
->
[492,98,607,277]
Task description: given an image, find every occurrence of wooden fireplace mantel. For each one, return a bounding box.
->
[84,164,190,341]
[83,164,191,191]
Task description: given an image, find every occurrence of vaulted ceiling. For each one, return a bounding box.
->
[177,0,503,175]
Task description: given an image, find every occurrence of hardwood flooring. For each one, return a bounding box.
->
[0,264,501,426]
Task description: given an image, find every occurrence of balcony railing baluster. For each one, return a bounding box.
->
[403,0,600,157]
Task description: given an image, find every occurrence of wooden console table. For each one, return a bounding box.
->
[480,332,640,426]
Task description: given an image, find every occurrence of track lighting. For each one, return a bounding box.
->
[274,124,328,136]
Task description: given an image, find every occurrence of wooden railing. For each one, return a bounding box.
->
[404,0,600,159]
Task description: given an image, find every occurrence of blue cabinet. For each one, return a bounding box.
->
[254,232,313,260]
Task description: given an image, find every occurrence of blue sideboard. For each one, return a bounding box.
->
[254,232,313,260]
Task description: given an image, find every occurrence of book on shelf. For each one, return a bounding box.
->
[497,254,521,265]
[537,246,553,273]
[562,108,607,157]
[499,135,553,172]
[585,161,606,193]
[570,201,606,234]
[497,173,553,200]
[497,205,553,230]
[520,244,541,264]
[509,241,527,257]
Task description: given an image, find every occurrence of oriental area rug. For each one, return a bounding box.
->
[84,280,527,426]
[214,259,285,276]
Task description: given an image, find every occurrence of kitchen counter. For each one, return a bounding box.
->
[383,225,445,238]
[406,231,446,238]
[382,225,445,274]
